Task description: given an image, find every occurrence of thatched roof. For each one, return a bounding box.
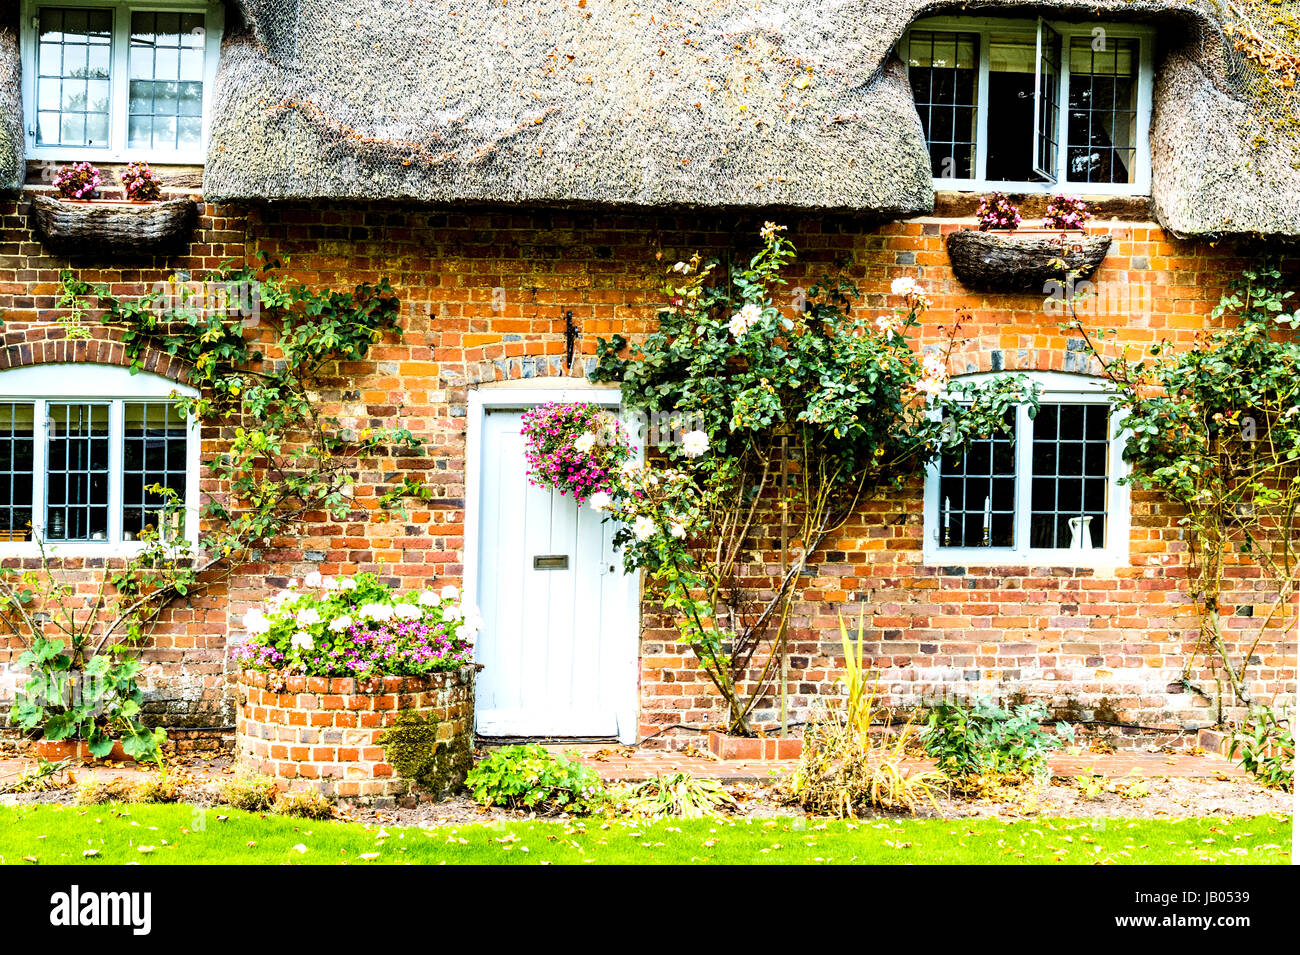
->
[203,0,1299,236]
[0,23,22,196]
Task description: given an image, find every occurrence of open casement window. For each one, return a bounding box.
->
[0,364,199,556]
[923,373,1130,567]
[904,16,1153,194]
[1032,18,1062,181]
[20,0,224,163]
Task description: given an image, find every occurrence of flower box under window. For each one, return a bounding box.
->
[30,193,197,257]
[945,228,1111,293]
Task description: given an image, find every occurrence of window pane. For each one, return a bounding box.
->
[35,7,113,147]
[45,403,109,541]
[1029,403,1108,548]
[938,408,1016,548]
[907,31,979,181]
[0,404,35,542]
[123,403,188,541]
[986,33,1048,183]
[128,10,207,150]
[1067,37,1138,184]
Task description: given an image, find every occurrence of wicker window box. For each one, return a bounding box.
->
[945,228,1112,293]
[30,194,198,257]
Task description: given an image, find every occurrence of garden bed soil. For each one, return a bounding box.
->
[1,752,1289,825]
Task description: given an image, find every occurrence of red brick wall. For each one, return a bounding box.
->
[0,194,1295,743]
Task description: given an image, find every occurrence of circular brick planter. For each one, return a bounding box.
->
[235,666,477,806]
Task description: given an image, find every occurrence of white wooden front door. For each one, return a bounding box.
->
[475,407,634,739]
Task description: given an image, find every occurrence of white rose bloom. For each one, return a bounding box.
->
[681,430,710,458]
[620,460,640,477]
[444,604,464,621]
[290,631,314,650]
[322,576,341,591]
[728,302,763,338]
[394,603,422,620]
[338,577,358,591]
[296,607,322,627]
[588,490,612,512]
[329,615,354,632]
[669,522,687,539]
[303,570,322,588]
[418,590,440,607]
[358,602,394,621]
[440,584,459,601]
[891,277,920,298]
[632,515,657,541]
[242,608,272,635]
[573,432,596,453]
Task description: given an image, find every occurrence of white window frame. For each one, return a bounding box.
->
[922,372,1131,568]
[19,0,224,165]
[904,16,1155,196]
[0,363,201,558]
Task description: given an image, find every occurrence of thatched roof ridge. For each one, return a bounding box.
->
[201,0,1300,236]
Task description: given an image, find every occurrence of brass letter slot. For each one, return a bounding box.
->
[533,555,569,570]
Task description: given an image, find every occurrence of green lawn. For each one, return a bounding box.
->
[0,804,1289,865]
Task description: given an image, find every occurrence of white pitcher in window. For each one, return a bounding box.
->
[1067,515,1094,550]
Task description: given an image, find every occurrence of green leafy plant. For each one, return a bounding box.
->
[0,757,70,794]
[11,636,165,763]
[786,614,944,817]
[466,744,607,814]
[920,697,1073,785]
[589,225,1032,734]
[617,772,736,819]
[1229,704,1294,791]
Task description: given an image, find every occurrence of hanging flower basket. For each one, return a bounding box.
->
[30,193,197,257]
[945,229,1112,293]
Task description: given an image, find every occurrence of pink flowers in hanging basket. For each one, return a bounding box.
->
[120,161,163,202]
[52,162,103,200]
[521,402,633,504]
[975,192,1022,232]
[1044,194,1091,231]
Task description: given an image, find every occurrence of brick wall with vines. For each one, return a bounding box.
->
[0,196,1294,741]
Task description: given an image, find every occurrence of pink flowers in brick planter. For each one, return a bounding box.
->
[232,572,478,680]
[521,401,633,503]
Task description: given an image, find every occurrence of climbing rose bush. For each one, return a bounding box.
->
[521,401,633,503]
[232,572,478,679]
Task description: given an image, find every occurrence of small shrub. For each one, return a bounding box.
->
[75,777,138,805]
[975,192,1021,231]
[273,788,334,819]
[132,772,181,804]
[52,161,103,200]
[619,772,736,819]
[220,773,280,811]
[466,744,606,814]
[786,616,943,817]
[1229,705,1294,792]
[120,161,162,201]
[921,697,1073,786]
